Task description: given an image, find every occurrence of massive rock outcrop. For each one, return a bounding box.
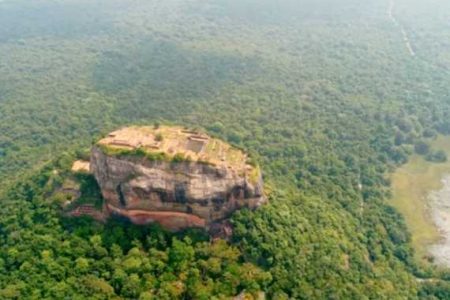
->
[89,126,266,231]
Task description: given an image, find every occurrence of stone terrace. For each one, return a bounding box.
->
[97,126,249,171]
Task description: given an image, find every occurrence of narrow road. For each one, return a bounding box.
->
[388,0,416,57]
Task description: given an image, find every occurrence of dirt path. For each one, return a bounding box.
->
[388,0,416,57]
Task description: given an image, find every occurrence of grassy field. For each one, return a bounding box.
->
[391,136,450,263]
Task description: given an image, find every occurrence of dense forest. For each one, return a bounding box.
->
[2,0,450,298]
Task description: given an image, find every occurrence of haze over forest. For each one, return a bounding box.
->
[2,0,450,299]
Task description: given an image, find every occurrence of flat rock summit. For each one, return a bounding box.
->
[80,125,265,232]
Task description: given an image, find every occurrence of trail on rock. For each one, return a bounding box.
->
[388,0,416,57]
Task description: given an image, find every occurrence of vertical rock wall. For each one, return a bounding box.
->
[90,146,265,231]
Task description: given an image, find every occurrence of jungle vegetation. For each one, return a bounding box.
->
[2,0,450,298]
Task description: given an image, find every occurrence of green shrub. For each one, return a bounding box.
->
[425,150,447,163]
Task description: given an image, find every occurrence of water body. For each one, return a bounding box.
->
[428,175,450,266]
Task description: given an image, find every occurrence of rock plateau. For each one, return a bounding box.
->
[84,126,265,231]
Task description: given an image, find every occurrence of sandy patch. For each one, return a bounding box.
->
[428,175,450,266]
[71,160,91,173]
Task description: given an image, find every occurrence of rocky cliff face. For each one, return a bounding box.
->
[89,127,265,231]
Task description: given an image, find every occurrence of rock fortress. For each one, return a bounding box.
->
[70,125,266,233]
